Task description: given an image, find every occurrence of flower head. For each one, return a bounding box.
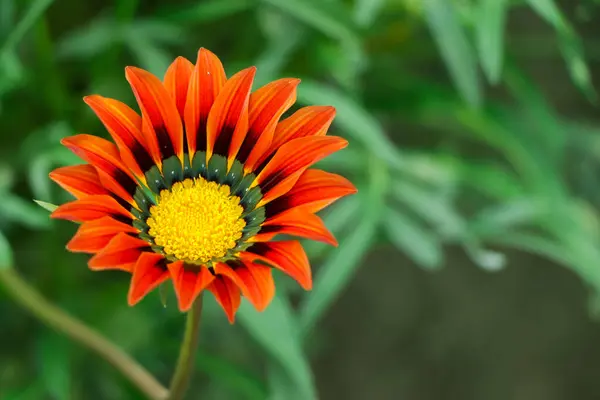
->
[50,48,356,322]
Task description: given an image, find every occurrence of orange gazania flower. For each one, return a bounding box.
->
[50,48,356,322]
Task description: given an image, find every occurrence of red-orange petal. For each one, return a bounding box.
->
[257,106,336,169]
[126,66,184,163]
[168,262,215,312]
[267,169,357,216]
[206,66,256,161]
[236,78,299,171]
[243,241,312,290]
[61,134,137,204]
[49,164,109,199]
[164,56,194,118]
[214,262,275,312]
[258,209,338,246]
[207,276,241,323]
[67,216,138,253]
[128,252,169,306]
[88,232,149,272]
[185,48,227,157]
[255,135,348,198]
[83,95,154,176]
[51,195,133,223]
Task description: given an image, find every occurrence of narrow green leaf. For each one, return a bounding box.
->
[0,195,50,229]
[391,180,464,239]
[297,81,404,169]
[300,158,385,336]
[299,213,377,337]
[261,0,360,46]
[476,0,507,83]
[526,0,564,27]
[162,0,254,23]
[239,296,317,400]
[0,230,13,269]
[468,199,544,238]
[526,0,596,101]
[383,207,443,270]
[56,18,119,59]
[33,199,57,213]
[1,0,54,55]
[303,195,360,259]
[126,36,171,77]
[423,0,481,106]
[488,232,572,268]
[354,0,386,27]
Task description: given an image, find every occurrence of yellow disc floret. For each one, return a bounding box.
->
[146,178,246,263]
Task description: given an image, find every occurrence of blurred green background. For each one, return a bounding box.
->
[3,0,600,399]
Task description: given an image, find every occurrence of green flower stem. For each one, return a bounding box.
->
[168,296,204,400]
[0,268,168,400]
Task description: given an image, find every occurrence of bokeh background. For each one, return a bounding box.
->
[2,0,600,399]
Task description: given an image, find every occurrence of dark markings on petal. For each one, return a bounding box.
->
[212,124,235,158]
[156,125,175,159]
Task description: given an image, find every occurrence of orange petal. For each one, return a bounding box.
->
[266,169,357,216]
[88,232,149,272]
[185,48,227,157]
[255,135,348,197]
[164,56,194,118]
[67,216,138,253]
[257,169,304,208]
[61,134,137,204]
[207,276,241,323]
[243,241,312,290]
[49,164,109,199]
[128,252,169,306]
[168,262,215,312]
[236,78,299,171]
[126,66,184,163]
[84,95,154,176]
[51,195,133,223]
[214,262,275,312]
[206,67,256,161]
[257,106,336,169]
[258,209,337,246]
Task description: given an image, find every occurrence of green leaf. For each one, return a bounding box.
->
[36,334,71,399]
[300,158,385,336]
[423,0,481,106]
[261,0,359,46]
[303,195,360,259]
[391,180,464,239]
[56,18,119,59]
[525,0,596,101]
[126,35,172,76]
[238,296,316,400]
[475,0,507,83]
[354,0,386,27]
[162,0,254,23]
[0,0,54,55]
[468,199,544,238]
[299,211,377,336]
[0,230,13,269]
[297,81,404,169]
[383,207,443,270]
[0,194,51,229]
[33,199,58,213]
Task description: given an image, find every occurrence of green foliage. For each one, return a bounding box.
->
[2,0,600,398]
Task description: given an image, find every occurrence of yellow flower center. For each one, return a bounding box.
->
[146,178,246,263]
